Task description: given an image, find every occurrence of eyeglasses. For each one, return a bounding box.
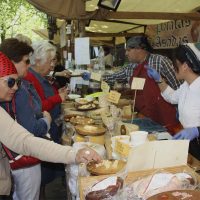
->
[0,77,21,88]
[25,59,30,65]
[51,58,57,64]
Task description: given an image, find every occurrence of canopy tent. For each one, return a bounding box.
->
[27,0,200,33]
[28,0,200,46]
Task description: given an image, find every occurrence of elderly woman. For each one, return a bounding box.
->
[0,52,101,199]
[24,41,69,195]
[25,41,66,143]
[0,38,52,200]
[148,43,200,160]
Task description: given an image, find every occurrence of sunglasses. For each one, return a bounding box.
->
[0,77,21,88]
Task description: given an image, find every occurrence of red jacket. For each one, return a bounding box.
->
[131,63,179,128]
[24,71,62,111]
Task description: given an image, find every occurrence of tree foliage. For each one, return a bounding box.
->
[0,0,46,42]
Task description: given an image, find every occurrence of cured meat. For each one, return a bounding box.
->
[85,177,123,200]
[126,172,196,199]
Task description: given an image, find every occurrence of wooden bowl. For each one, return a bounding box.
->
[70,116,95,125]
[64,114,83,122]
[76,103,97,111]
[87,160,126,175]
[75,125,106,136]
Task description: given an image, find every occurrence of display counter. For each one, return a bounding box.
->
[61,98,200,200]
[79,165,200,200]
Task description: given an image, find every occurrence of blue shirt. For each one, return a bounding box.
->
[14,79,49,137]
[28,68,62,143]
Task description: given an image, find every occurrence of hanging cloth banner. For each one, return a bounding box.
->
[27,0,85,19]
[146,20,200,49]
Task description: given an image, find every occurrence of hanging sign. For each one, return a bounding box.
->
[75,37,90,65]
[146,20,200,49]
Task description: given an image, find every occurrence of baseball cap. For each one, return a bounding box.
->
[126,36,152,51]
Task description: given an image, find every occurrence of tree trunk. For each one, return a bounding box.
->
[0,25,6,41]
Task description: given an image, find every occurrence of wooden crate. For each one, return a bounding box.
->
[79,165,200,200]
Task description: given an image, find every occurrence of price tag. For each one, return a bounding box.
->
[107,90,121,104]
[115,140,130,157]
[91,72,102,82]
[101,81,110,92]
[131,77,145,90]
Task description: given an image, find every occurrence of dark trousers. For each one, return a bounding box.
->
[189,139,200,161]
[0,196,12,200]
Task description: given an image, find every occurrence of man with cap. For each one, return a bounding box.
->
[148,43,200,160]
[104,36,182,130]
[104,36,181,90]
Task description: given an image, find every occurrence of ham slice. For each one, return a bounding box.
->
[127,172,196,199]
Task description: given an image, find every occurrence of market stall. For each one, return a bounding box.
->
[60,90,200,199]
[23,1,200,199]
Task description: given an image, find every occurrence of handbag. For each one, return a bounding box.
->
[1,99,40,170]
[2,144,40,170]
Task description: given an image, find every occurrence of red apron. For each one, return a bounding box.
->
[130,62,179,129]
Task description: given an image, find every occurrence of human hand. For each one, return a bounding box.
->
[75,147,102,164]
[173,127,199,140]
[82,72,91,81]
[43,111,52,124]
[56,70,71,78]
[58,86,67,93]
[59,92,67,102]
[146,67,161,82]
[65,83,71,94]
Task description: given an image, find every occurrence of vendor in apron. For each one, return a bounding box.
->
[125,36,181,132]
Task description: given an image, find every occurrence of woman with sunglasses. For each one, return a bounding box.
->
[0,52,101,199]
[147,43,200,160]
[0,38,52,200]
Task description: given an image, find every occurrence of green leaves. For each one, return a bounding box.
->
[0,0,46,41]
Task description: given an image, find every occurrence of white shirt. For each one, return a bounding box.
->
[162,76,200,128]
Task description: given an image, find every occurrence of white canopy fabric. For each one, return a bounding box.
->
[29,0,200,46]
[28,0,200,34]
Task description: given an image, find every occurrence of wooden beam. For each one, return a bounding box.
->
[100,19,144,26]
[85,32,144,37]
[86,11,200,21]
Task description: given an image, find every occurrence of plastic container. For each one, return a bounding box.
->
[130,131,148,146]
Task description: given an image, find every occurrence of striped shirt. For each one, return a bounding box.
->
[104,53,182,90]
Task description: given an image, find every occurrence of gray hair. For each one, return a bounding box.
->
[126,36,153,52]
[30,40,56,66]
[15,34,32,46]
